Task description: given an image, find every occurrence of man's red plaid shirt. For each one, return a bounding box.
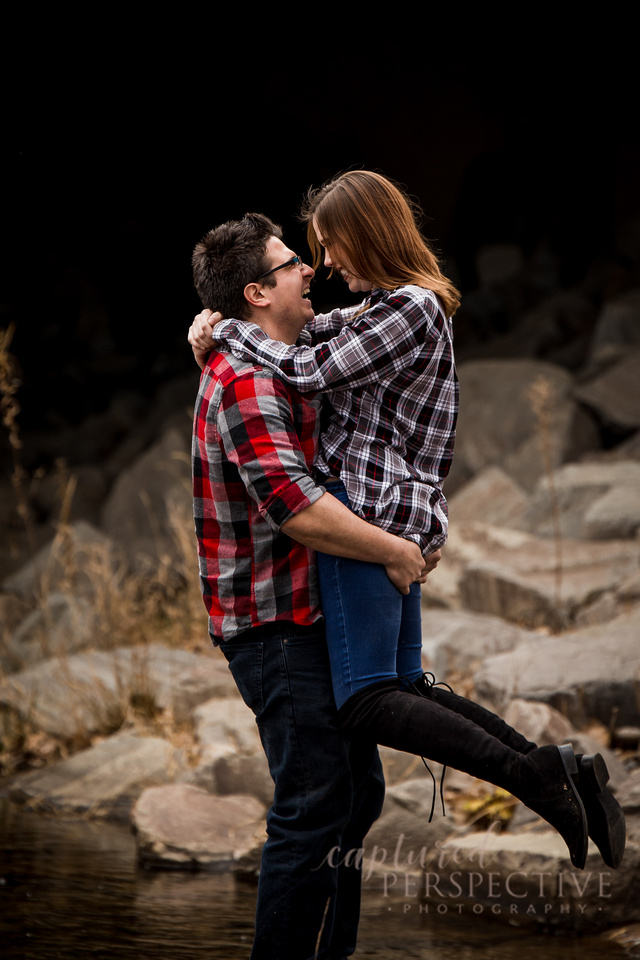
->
[192,349,324,642]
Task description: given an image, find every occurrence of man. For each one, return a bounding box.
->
[191,213,431,960]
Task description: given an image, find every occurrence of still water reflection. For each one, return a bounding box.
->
[0,799,630,959]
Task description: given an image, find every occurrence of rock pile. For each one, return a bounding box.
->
[1,275,640,932]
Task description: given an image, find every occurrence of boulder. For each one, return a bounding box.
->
[502,699,628,789]
[575,349,640,431]
[446,465,530,529]
[100,425,192,568]
[364,778,460,877]
[8,733,184,820]
[586,290,640,371]
[1,591,101,672]
[516,460,640,541]
[420,608,538,680]
[132,783,266,871]
[410,826,640,930]
[189,697,273,805]
[473,608,640,729]
[0,644,235,741]
[447,359,600,493]
[1,520,120,604]
[452,522,640,630]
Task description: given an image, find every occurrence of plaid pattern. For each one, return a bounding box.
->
[192,350,324,642]
[216,286,458,552]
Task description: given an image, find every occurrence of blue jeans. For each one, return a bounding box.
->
[316,482,424,710]
[221,621,385,960]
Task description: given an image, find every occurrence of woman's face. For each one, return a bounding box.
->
[312,217,373,295]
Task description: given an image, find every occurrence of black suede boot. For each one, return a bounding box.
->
[339,683,589,869]
[409,673,538,755]
[575,754,626,869]
[408,675,626,868]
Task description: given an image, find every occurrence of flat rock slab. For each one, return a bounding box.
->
[420,608,538,679]
[474,608,640,728]
[0,643,236,739]
[132,783,266,871]
[451,521,640,630]
[9,733,183,820]
[517,460,640,541]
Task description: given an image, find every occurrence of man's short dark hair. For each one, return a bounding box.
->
[192,213,282,320]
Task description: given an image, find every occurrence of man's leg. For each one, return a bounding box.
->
[221,622,358,960]
[329,735,385,959]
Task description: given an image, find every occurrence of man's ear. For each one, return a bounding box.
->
[243,282,272,310]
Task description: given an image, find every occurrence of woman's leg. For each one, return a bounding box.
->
[316,481,424,709]
[395,582,424,686]
[338,681,591,869]
[316,549,406,709]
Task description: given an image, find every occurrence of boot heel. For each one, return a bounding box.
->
[558,743,579,779]
[581,754,610,792]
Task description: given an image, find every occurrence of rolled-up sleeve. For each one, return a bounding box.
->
[215,369,323,531]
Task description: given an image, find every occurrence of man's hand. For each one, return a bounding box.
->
[188,308,225,370]
[385,543,441,595]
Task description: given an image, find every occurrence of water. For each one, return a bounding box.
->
[0,799,632,959]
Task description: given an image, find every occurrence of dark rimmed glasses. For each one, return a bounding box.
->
[255,254,303,282]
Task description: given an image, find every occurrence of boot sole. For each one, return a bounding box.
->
[578,754,626,869]
[557,744,589,870]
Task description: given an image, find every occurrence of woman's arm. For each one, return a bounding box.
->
[188,290,446,393]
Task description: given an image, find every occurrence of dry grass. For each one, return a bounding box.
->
[528,376,564,607]
[0,327,206,775]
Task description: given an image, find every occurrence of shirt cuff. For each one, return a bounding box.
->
[212,318,237,340]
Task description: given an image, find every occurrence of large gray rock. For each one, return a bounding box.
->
[389,826,640,930]
[516,460,640,541]
[502,699,628,790]
[452,522,640,630]
[364,778,460,877]
[132,784,266,871]
[446,465,530,529]
[8,733,184,820]
[0,644,235,740]
[575,349,640,430]
[448,359,600,493]
[586,290,640,370]
[1,591,101,672]
[616,768,640,814]
[420,608,537,680]
[100,425,192,567]
[473,608,640,729]
[189,697,273,805]
[1,520,120,603]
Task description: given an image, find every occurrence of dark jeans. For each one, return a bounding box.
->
[221,621,385,960]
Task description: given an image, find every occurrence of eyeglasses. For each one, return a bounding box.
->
[255,254,303,282]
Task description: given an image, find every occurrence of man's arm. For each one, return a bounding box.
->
[218,368,436,593]
[282,493,438,595]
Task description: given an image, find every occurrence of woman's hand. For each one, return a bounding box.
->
[418,549,441,582]
[188,309,224,370]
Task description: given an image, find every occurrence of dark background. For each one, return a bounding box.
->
[2,24,638,467]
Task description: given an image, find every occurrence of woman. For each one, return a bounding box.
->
[189,171,624,871]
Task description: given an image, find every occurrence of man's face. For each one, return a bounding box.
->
[258,236,315,342]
